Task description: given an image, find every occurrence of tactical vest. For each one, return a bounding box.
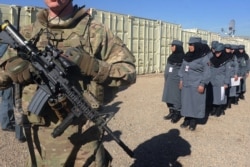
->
[23,12,91,54]
[21,8,117,109]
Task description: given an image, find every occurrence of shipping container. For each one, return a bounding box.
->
[1,4,250,74]
[91,8,182,74]
[0,4,42,26]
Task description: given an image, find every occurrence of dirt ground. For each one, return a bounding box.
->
[0,74,250,167]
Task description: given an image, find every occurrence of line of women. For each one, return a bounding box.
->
[162,37,250,131]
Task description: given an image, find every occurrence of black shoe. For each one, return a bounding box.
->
[221,110,225,115]
[239,94,245,100]
[163,109,174,120]
[180,119,190,128]
[210,107,217,116]
[232,97,238,105]
[215,107,223,117]
[234,97,239,104]
[189,119,197,131]
[171,114,181,123]
[163,113,174,120]
[171,110,181,123]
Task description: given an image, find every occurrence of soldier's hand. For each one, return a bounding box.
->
[65,46,99,77]
[5,56,32,84]
[64,46,111,83]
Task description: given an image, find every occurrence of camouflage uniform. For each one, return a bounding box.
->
[1,5,136,167]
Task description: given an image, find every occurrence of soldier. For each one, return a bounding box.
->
[0,0,136,166]
[178,37,211,131]
[162,40,184,123]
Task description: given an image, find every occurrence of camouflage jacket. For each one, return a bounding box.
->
[4,5,136,105]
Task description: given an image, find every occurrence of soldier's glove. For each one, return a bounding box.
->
[0,70,13,90]
[5,56,32,85]
[65,46,111,83]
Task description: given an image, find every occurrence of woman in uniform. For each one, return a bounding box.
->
[225,44,239,109]
[209,43,231,117]
[162,40,184,123]
[178,37,211,131]
[236,45,249,100]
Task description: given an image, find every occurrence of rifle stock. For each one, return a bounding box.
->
[0,20,134,158]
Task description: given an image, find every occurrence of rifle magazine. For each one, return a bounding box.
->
[28,87,50,116]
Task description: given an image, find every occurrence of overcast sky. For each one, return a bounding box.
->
[1,0,250,36]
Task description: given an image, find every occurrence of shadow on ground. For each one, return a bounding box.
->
[131,129,191,167]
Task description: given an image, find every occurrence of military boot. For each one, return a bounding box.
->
[163,109,174,120]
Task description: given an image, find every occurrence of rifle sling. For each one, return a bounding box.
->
[23,123,37,167]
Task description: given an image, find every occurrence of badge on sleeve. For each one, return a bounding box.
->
[169,67,173,72]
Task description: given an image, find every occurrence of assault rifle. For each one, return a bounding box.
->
[0,20,134,158]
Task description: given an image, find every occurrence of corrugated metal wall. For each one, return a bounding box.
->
[0,4,39,27]
[91,9,182,74]
[1,4,250,75]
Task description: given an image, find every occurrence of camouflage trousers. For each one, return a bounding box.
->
[25,120,112,167]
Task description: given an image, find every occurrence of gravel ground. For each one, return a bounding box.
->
[0,74,250,167]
